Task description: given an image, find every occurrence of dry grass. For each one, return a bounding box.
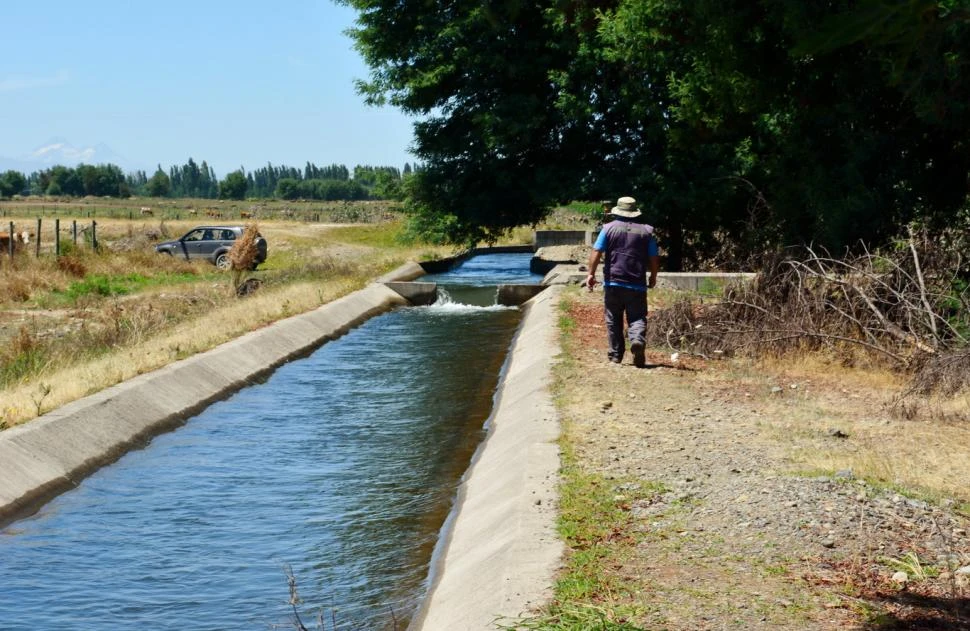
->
[0,208,453,428]
[719,354,970,503]
[0,279,360,424]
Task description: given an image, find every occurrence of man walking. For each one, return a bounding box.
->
[584,196,660,367]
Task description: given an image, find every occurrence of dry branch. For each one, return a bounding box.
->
[648,228,969,396]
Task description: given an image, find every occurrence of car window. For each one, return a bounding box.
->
[221,230,236,240]
[184,229,205,241]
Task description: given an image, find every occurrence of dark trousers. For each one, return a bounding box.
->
[604,286,647,361]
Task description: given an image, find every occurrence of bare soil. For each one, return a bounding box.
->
[557,287,970,630]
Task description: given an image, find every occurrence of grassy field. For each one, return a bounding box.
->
[0,198,474,429]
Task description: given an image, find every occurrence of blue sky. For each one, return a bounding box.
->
[0,0,416,177]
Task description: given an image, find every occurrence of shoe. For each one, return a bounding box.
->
[608,356,621,364]
[631,342,645,368]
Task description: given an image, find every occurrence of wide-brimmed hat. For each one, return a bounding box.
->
[610,196,641,218]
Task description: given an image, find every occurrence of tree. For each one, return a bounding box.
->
[219,170,248,200]
[0,170,27,197]
[146,166,171,197]
[341,0,589,245]
[342,0,970,261]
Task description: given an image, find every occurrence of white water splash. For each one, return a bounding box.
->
[425,287,516,313]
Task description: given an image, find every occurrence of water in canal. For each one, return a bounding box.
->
[0,253,542,630]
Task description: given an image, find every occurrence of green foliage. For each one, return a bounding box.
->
[145,166,171,197]
[50,272,198,305]
[31,163,128,198]
[276,177,368,201]
[0,170,27,198]
[218,170,248,200]
[60,275,139,300]
[340,0,970,262]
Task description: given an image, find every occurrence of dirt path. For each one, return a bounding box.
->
[557,288,970,629]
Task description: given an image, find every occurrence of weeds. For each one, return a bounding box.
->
[882,551,936,581]
[649,228,970,403]
[30,382,51,416]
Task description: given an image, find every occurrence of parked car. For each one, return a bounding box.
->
[154,226,267,270]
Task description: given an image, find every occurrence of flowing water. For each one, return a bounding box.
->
[0,253,543,630]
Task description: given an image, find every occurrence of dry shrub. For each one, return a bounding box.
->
[57,256,87,278]
[0,274,33,302]
[653,228,969,398]
[228,223,261,293]
[12,326,36,356]
[229,223,261,271]
[905,348,970,397]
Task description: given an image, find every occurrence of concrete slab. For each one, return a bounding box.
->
[411,286,564,630]
[0,263,423,527]
[496,284,545,306]
[385,281,438,305]
[542,263,755,290]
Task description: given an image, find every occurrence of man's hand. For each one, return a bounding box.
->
[585,274,598,291]
[648,276,657,289]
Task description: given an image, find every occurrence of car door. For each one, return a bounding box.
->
[181,229,208,260]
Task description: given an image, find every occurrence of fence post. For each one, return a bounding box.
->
[72,220,78,246]
[55,218,60,257]
[7,221,13,258]
[92,220,98,251]
[35,217,41,257]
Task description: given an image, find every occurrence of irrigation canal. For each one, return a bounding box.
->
[0,253,544,630]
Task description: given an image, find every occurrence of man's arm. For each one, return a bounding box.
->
[648,254,659,289]
[586,249,602,290]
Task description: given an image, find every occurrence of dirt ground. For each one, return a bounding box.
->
[557,287,970,630]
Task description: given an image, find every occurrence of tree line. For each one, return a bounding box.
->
[0,159,416,202]
[341,0,970,267]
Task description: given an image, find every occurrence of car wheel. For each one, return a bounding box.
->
[215,253,231,270]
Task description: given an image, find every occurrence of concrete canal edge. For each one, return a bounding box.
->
[412,285,564,630]
[0,265,425,528]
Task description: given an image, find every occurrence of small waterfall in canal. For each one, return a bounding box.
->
[0,253,542,630]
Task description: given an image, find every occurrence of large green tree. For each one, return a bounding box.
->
[342,0,595,244]
[343,0,970,264]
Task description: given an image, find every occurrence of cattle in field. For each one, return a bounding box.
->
[0,231,33,254]
[140,207,153,216]
[240,211,254,219]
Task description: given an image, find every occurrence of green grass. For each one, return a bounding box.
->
[51,271,203,303]
[329,222,409,249]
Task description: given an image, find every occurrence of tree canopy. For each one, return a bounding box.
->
[341,0,970,262]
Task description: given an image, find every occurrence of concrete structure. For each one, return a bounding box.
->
[542,262,755,291]
[496,283,545,306]
[533,230,592,248]
[411,286,563,630]
[385,281,438,306]
[0,265,423,528]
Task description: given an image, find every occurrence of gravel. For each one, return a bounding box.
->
[559,292,970,629]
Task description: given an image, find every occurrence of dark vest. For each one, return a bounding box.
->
[602,220,654,286]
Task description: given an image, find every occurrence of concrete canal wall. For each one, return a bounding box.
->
[412,286,563,630]
[0,265,424,528]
